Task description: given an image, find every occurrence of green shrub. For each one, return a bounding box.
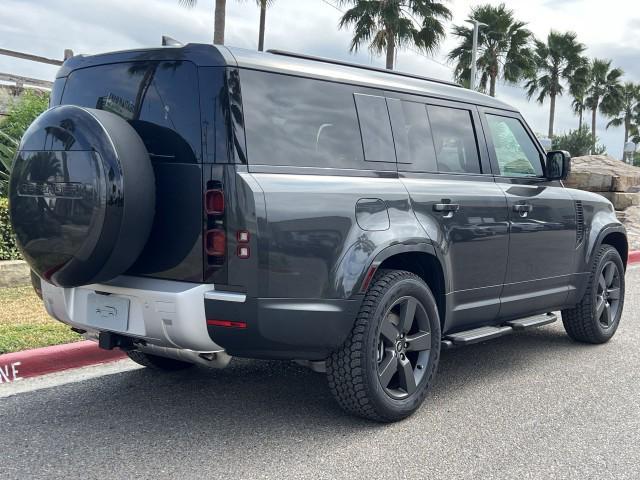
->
[0,90,50,195]
[552,126,606,157]
[0,198,20,260]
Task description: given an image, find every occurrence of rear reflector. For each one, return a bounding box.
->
[237,230,250,243]
[205,229,226,256]
[237,245,250,259]
[205,189,224,215]
[207,319,247,329]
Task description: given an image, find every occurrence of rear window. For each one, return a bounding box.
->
[427,105,481,174]
[240,70,365,169]
[61,61,201,163]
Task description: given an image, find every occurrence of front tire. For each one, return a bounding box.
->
[562,245,625,344]
[327,270,441,422]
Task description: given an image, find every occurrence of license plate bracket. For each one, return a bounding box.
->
[86,293,130,332]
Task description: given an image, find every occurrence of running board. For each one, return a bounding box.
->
[505,313,557,330]
[442,313,557,348]
[445,326,513,346]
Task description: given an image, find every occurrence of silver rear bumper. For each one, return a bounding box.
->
[42,276,228,353]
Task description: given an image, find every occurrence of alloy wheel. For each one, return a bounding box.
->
[376,296,432,399]
[596,260,622,329]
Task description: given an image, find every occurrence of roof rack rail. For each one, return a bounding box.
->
[266,49,461,88]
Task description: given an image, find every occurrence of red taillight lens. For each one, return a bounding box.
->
[205,229,226,256]
[205,189,224,215]
[207,319,247,329]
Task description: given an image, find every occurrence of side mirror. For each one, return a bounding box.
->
[545,150,571,181]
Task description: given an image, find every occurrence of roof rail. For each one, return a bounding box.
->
[266,49,461,88]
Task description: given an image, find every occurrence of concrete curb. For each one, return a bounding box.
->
[0,260,30,288]
[0,341,126,383]
[1,248,639,383]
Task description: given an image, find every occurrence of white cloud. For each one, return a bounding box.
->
[2,0,639,157]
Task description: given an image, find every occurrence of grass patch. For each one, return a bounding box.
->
[0,285,81,354]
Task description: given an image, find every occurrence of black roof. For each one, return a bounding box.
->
[57,43,515,111]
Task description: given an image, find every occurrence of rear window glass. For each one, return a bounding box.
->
[240,70,365,169]
[354,94,395,163]
[61,61,201,163]
[427,105,481,174]
[387,98,437,171]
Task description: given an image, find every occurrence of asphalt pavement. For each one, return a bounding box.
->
[1,266,639,480]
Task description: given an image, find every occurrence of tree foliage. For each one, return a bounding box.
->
[448,3,534,97]
[0,90,50,195]
[338,0,452,70]
[585,58,624,153]
[552,126,606,157]
[525,31,586,137]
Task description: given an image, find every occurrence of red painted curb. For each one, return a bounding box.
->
[0,340,126,381]
[629,250,640,265]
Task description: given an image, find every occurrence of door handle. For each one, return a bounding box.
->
[433,202,460,218]
[513,203,533,218]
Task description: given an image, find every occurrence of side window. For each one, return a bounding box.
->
[427,105,481,174]
[485,114,544,177]
[387,98,437,172]
[354,94,395,162]
[240,70,365,169]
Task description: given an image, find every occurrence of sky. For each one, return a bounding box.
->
[1,0,639,158]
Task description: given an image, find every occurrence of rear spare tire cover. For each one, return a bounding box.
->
[9,105,155,288]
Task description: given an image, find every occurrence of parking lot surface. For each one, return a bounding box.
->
[1,266,639,479]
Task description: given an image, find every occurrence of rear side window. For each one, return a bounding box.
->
[427,105,481,174]
[354,94,395,162]
[387,98,437,171]
[240,70,365,169]
[61,61,201,163]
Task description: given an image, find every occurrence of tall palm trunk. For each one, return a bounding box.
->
[214,0,227,44]
[548,93,556,138]
[385,26,395,70]
[488,62,498,97]
[624,116,630,143]
[578,108,583,130]
[258,3,267,51]
[591,104,598,154]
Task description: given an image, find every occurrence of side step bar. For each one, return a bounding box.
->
[442,313,557,348]
[505,313,557,330]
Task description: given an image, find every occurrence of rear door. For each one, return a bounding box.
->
[390,95,510,332]
[479,108,577,318]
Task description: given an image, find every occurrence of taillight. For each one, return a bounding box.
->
[236,230,250,259]
[205,189,224,215]
[204,184,226,269]
[205,229,226,256]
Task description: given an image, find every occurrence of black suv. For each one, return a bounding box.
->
[9,44,627,422]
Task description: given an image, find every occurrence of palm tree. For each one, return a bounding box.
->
[338,0,452,70]
[448,3,535,97]
[568,57,590,130]
[605,82,640,153]
[586,58,624,153]
[525,31,586,138]
[526,31,585,138]
[180,0,274,49]
[256,0,275,51]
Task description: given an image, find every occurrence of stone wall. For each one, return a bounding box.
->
[566,155,640,250]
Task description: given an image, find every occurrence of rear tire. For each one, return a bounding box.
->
[127,350,195,371]
[327,269,441,422]
[562,245,625,344]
